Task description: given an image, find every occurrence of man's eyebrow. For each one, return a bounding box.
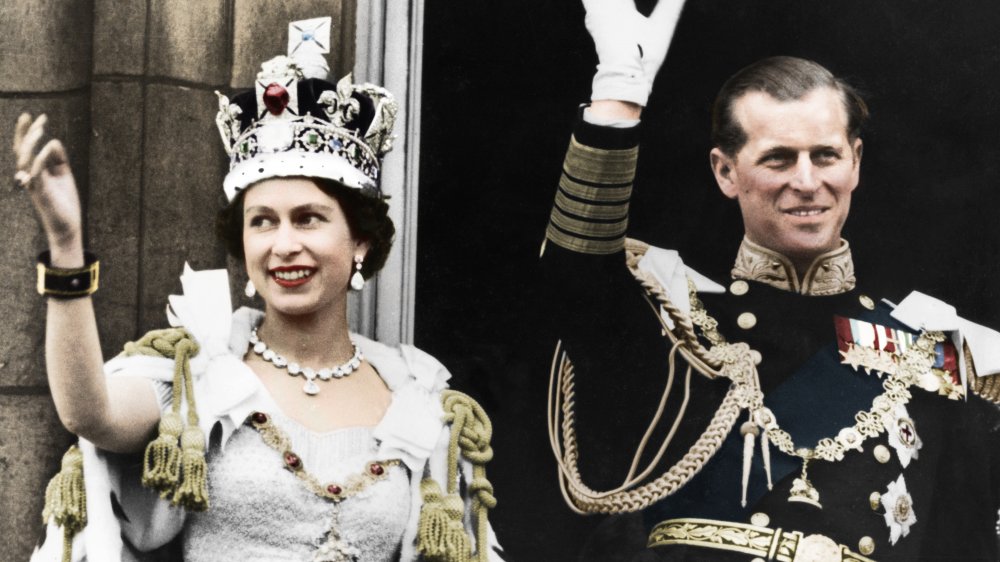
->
[754,144,843,165]
[754,147,796,165]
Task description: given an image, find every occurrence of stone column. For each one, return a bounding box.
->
[0,1,354,558]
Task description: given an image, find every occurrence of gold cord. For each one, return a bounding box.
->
[418,390,496,562]
[123,327,209,511]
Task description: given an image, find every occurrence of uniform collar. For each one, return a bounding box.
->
[731,237,856,296]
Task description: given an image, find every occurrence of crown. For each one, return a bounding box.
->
[215,18,398,201]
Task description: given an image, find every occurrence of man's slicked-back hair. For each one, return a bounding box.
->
[711,56,869,157]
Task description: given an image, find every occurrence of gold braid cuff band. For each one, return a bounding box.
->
[648,518,876,562]
[36,251,99,299]
[545,135,637,256]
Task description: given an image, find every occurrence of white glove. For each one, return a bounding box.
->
[584,0,685,106]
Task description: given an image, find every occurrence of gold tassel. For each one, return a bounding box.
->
[123,328,210,512]
[171,425,210,511]
[417,478,472,562]
[42,445,86,562]
[141,411,183,496]
[441,390,497,562]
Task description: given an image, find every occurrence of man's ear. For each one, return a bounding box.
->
[710,148,740,200]
[844,137,863,193]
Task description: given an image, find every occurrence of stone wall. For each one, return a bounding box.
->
[0,1,354,558]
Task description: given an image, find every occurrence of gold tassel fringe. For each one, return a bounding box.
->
[141,411,183,496]
[171,425,210,511]
[417,478,471,562]
[42,445,86,562]
[123,327,208,512]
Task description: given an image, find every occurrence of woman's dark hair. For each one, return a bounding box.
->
[215,177,395,279]
[711,56,869,157]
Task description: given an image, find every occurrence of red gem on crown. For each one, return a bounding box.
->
[326,483,343,495]
[369,463,384,476]
[250,412,268,425]
[284,452,301,470]
[263,83,290,115]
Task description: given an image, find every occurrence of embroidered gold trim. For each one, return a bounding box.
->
[248,412,400,502]
[648,518,876,562]
[731,237,856,295]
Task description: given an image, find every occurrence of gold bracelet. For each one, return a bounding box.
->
[36,251,99,299]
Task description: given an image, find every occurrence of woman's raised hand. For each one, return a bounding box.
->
[13,113,83,260]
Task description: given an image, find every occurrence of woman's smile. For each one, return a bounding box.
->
[270,265,317,288]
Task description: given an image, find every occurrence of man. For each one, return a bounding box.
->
[542,1,1000,560]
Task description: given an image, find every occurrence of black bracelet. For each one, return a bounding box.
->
[36,251,100,299]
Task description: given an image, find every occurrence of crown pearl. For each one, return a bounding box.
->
[263,83,290,115]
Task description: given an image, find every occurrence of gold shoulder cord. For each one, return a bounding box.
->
[548,239,744,514]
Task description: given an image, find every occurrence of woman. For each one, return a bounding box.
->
[18,44,501,562]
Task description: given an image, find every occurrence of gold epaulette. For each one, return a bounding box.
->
[417,390,496,562]
[966,342,1000,404]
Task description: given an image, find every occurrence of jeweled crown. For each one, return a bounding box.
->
[215,17,398,201]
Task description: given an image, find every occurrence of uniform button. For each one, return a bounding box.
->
[859,294,875,310]
[737,312,757,330]
[750,512,770,527]
[869,491,882,511]
[858,536,875,555]
[873,445,891,464]
[730,280,749,296]
[750,350,763,365]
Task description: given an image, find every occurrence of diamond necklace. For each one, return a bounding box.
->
[249,328,363,395]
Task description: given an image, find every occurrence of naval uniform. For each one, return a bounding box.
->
[541,115,1000,561]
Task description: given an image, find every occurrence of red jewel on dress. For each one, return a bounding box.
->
[326,484,343,495]
[251,412,268,425]
[369,463,384,476]
[263,83,290,115]
[284,452,301,470]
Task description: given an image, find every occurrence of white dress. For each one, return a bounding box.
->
[32,266,503,562]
